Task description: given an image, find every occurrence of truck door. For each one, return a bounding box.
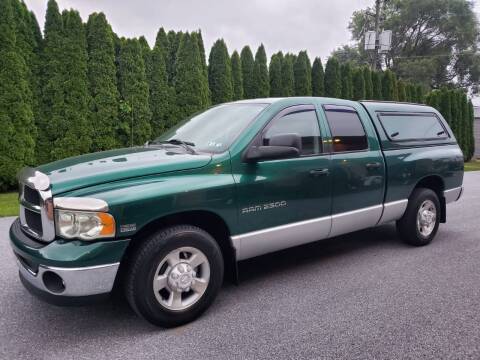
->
[232,104,332,260]
[321,104,385,237]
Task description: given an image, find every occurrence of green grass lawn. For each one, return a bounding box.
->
[464,160,480,172]
[0,192,19,217]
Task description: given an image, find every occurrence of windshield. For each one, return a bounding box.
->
[152,103,268,153]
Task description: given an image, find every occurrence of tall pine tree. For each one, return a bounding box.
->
[324,57,341,98]
[311,57,324,97]
[0,0,35,189]
[208,39,233,104]
[231,50,243,100]
[281,54,295,96]
[117,38,152,145]
[86,12,119,151]
[240,46,255,99]
[294,51,312,96]
[252,44,269,98]
[269,52,283,97]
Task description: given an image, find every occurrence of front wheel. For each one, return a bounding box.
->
[124,225,224,327]
[396,188,441,246]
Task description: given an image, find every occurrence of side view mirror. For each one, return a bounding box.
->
[244,133,302,162]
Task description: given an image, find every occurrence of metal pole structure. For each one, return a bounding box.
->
[372,0,381,70]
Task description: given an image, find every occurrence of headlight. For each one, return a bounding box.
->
[55,210,116,240]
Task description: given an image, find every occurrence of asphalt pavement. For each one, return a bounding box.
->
[1,172,480,360]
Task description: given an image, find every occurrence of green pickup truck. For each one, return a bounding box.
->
[10,97,464,327]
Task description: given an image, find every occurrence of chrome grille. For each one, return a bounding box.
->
[18,168,55,242]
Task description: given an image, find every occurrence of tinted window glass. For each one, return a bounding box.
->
[324,109,368,152]
[263,109,322,155]
[379,113,447,141]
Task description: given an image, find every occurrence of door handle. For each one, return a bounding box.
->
[309,168,329,177]
[365,162,381,170]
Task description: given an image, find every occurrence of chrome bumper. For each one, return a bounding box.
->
[444,186,463,204]
[17,259,119,297]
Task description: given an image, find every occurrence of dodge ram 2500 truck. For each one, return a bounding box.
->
[10,97,464,327]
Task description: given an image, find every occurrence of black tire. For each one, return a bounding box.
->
[124,225,224,327]
[396,188,441,246]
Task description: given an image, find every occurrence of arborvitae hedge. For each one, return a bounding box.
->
[352,68,365,100]
[86,12,119,151]
[252,44,269,98]
[208,39,233,104]
[240,46,255,99]
[269,52,283,97]
[311,57,324,96]
[231,50,243,100]
[325,57,341,98]
[363,67,373,100]
[281,54,295,97]
[341,63,353,100]
[294,51,312,96]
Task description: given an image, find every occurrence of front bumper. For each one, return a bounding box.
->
[444,186,463,203]
[10,218,129,304]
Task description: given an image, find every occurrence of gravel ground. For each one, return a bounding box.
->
[1,172,479,360]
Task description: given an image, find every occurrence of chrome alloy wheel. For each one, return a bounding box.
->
[153,247,210,311]
[416,199,437,237]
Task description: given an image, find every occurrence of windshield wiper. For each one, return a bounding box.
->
[151,139,196,154]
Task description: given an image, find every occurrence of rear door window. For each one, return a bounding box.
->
[324,105,368,152]
[378,112,448,141]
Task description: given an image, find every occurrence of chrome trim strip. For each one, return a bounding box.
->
[232,215,331,261]
[17,261,120,296]
[377,199,408,225]
[54,197,109,212]
[444,186,463,204]
[329,204,383,238]
[17,167,50,191]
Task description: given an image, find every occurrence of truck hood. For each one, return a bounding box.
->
[37,147,212,195]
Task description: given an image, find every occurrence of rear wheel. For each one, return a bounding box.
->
[397,188,440,246]
[125,225,224,327]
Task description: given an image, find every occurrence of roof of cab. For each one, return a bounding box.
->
[359,100,431,113]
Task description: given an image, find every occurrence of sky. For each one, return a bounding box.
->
[24,0,480,106]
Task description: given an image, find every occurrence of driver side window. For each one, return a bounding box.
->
[263,108,322,156]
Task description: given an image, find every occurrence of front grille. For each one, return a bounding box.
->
[24,208,43,236]
[18,168,55,242]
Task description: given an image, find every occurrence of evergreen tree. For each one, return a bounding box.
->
[372,71,382,100]
[324,57,341,98]
[0,0,35,189]
[196,30,208,78]
[231,50,243,100]
[341,63,353,99]
[192,31,211,105]
[415,85,424,103]
[439,88,452,125]
[281,54,295,96]
[240,46,255,99]
[149,28,171,137]
[174,32,210,121]
[450,90,459,144]
[269,52,283,97]
[86,12,119,151]
[352,68,365,100]
[208,39,233,104]
[50,9,92,160]
[363,67,373,100]
[311,57,324,96]
[139,36,152,83]
[166,30,182,85]
[252,44,269,98]
[37,0,64,163]
[397,80,407,102]
[293,51,311,96]
[382,70,395,101]
[461,93,470,159]
[468,100,475,159]
[117,38,152,145]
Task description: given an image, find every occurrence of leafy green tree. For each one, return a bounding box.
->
[252,44,269,98]
[150,28,171,137]
[281,54,295,96]
[324,57,341,98]
[311,57,324,96]
[353,68,366,100]
[269,52,283,97]
[240,46,255,99]
[231,50,243,100]
[363,67,373,100]
[0,0,35,189]
[382,70,396,101]
[372,71,382,100]
[174,32,210,121]
[117,38,152,145]
[397,80,407,102]
[293,51,312,96]
[341,63,353,99]
[86,12,119,151]
[50,9,92,160]
[208,39,233,104]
